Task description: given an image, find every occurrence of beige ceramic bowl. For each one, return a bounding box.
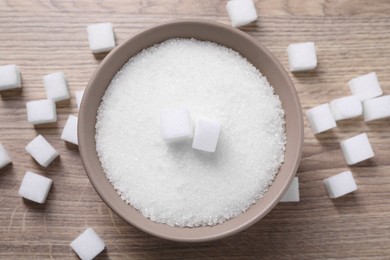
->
[78,20,304,242]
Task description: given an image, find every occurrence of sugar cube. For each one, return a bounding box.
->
[280,177,299,202]
[70,228,105,260]
[160,107,193,143]
[226,0,258,28]
[329,95,362,121]
[287,42,317,72]
[25,135,59,167]
[0,64,21,91]
[305,103,336,134]
[323,171,357,199]
[43,72,70,102]
[18,171,53,203]
[76,90,85,111]
[0,143,12,169]
[363,95,390,122]
[61,115,78,145]
[26,99,57,125]
[348,72,382,101]
[192,117,221,153]
[87,23,115,53]
[340,133,374,165]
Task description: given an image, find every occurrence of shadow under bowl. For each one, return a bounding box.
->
[78,20,304,242]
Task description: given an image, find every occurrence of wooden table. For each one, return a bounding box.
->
[1,0,390,258]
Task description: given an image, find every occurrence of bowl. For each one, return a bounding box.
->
[78,20,304,242]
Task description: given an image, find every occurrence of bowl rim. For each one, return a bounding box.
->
[78,19,304,242]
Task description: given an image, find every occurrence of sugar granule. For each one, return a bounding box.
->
[95,38,286,227]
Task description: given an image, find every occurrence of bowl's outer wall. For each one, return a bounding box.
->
[78,20,304,242]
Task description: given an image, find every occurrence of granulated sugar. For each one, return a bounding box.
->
[95,38,286,227]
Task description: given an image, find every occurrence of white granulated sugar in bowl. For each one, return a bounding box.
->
[95,38,286,227]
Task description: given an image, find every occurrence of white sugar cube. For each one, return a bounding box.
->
[61,115,78,145]
[305,103,336,134]
[160,107,193,143]
[363,95,390,122]
[76,90,85,111]
[287,42,317,72]
[323,171,357,199]
[340,133,374,165]
[226,0,258,28]
[348,72,382,101]
[26,99,57,125]
[0,64,21,91]
[0,143,12,169]
[329,95,362,121]
[43,72,70,102]
[192,117,221,153]
[87,23,115,53]
[280,177,299,202]
[18,171,53,203]
[70,228,105,260]
[25,135,59,167]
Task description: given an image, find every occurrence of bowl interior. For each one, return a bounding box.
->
[78,20,304,242]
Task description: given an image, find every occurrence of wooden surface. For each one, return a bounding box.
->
[1,0,390,259]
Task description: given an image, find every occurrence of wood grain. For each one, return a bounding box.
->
[1,0,390,259]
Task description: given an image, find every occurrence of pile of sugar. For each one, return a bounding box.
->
[95,38,286,227]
